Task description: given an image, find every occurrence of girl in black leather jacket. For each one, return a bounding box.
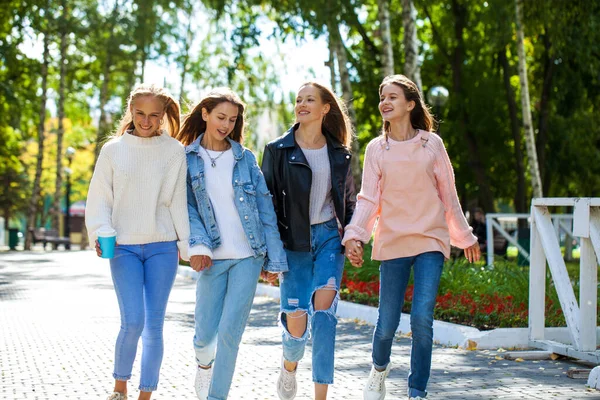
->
[261,82,356,400]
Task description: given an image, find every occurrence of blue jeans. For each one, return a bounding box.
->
[109,241,179,392]
[279,218,344,385]
[193,256,264,400]
[372,251,444,398]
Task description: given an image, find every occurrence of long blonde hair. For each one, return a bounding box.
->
[115,84,181,137]
[176,88,246,146]
[297,82,354,149]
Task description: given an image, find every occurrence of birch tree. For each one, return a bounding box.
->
[328,21,362,190]
[24,1,51,250]
[378,0,394,76]
[402,0,422,89]
[515,0,543,198]
[52,0,68,234]
[94,0,121,162]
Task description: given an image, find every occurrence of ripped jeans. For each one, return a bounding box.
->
[279,218,345,384]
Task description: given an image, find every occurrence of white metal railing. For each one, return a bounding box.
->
[529,198,600,363]
[485,213,577,266]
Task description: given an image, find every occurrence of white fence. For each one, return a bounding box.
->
[485,213,577,266]
[529,198,600,363]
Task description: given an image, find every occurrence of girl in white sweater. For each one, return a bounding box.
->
[85,84,189,400]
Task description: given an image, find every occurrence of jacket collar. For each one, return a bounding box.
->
[185,132,244,160]
[278,123,348,152]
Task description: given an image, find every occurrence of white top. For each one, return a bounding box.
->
[85,131,190,260]
[187,148,254,260]
[301,145,335,225]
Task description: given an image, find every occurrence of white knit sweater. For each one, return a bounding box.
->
[85,131,190,260]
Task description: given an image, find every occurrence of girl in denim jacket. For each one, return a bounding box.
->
[175,88,287,400]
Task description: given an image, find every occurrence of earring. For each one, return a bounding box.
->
[160,119,164,124]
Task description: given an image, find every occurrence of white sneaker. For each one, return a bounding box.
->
[277,359,297,400]
[363,363,391,400]
[106,393,127,400]
[194,366,212,400]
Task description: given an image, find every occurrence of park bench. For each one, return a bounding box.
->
[29,227,71,250]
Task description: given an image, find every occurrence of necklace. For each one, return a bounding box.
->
[201,144,229,167]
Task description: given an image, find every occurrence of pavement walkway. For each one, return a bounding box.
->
[1,250,598,399]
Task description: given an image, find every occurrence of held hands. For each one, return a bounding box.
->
[260,270,279,285]
[190,255,213,272]
[464,242,481,263]
[345,239,364,267]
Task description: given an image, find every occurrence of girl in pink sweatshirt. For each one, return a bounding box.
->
[342,75,481,400]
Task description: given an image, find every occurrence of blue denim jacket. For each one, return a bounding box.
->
[186,134,288,273]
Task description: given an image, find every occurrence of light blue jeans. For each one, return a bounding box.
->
[372,251,445,398]
[193,256,264,400]
[109,240,179,392]
[279,218,345,385]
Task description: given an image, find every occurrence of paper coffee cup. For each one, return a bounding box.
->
[97,228,117,259]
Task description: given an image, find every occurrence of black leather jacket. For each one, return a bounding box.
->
[261,124,356,252]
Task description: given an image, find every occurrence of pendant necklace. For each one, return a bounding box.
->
[202,144,228,168]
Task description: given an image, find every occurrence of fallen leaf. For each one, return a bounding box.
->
[497,348,506,353]
[550,353,560,360]
[467,340,477,351]
[514,358,525,362]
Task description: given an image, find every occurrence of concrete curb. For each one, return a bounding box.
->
[177,266,592,350]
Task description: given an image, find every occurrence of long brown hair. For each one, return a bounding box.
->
[115,84,180,137]
[176,88,246,146]
[297,82,353,149]
[379,74,435,136]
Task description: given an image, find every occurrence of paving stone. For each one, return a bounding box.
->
[1,251,599,399]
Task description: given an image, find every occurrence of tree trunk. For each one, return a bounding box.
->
[329,22,362,191]
[53,0,68,235]
[94,0,121,163]
[401,0,422,90]
[179,12,194,107]
[515,0,543,198]
[537,28,554,196]
[24,13,51,250]
[378,0,394,77]
[499,47,527,219]
[326,38,337,91]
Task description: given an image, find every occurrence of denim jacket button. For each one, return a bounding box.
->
[240,197,244,202]
[249,234,254,239]
[291,156,295,160]
[279,143,283,147]
[244,215,249,220]
[346,155,350,159]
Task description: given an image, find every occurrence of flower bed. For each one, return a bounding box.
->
[339,243,585,330]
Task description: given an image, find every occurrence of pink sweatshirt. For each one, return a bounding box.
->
[342,130,477,260]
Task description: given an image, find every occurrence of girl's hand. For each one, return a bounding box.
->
[190,255,213,272]
[345,239,364,267]
[464,243,481,263]
[260,270,279,285]
[95,239,118,257]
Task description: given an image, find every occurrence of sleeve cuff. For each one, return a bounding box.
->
[264,260,288,273]
[188,243,213,259]
[451,232,478,249]
[177,240,189,261]
[342,225,371,245]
